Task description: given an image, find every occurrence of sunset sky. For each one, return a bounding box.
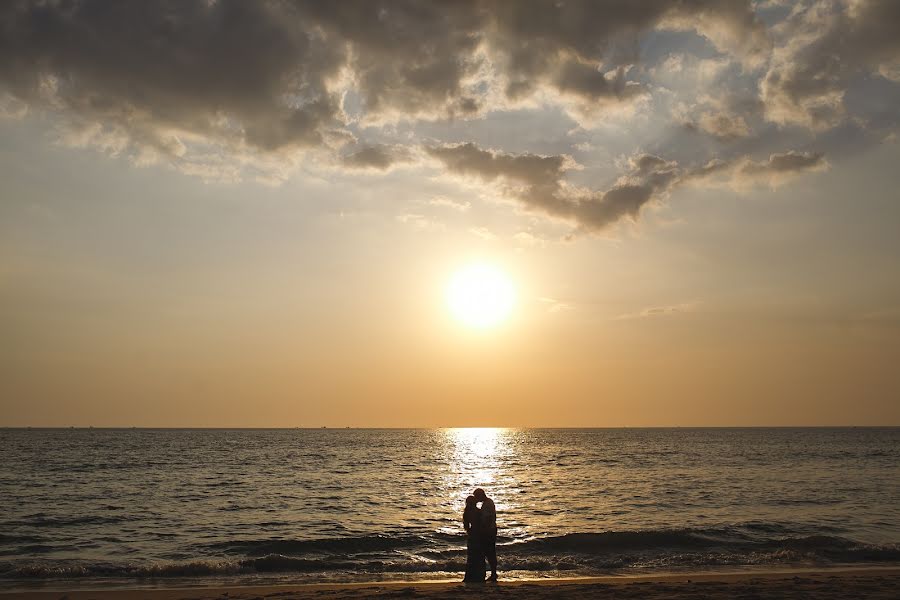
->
[2,0,899,427]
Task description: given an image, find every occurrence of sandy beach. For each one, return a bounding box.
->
[6,568,900,600]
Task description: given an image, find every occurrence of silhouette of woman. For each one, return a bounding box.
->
[462,495,486,582]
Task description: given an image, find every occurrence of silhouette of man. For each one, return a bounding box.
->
[473,488,497,580]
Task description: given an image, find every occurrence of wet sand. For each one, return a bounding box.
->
[5,568,900,600]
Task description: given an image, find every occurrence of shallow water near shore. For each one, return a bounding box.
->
[1,427,898,589]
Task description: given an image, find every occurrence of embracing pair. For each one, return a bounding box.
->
[462,488,498,583]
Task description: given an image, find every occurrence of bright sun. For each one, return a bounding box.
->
[446,263,516,329]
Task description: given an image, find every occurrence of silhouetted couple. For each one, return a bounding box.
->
[462,488,498,583]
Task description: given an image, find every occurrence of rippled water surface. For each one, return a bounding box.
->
[1,428,898,588]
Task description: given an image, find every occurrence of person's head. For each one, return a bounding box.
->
[473,488,486,501]
[465,495,477,509]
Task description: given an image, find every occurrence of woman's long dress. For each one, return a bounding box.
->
[463,507,486,582]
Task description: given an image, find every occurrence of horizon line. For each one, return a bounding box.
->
[2,425,898,430]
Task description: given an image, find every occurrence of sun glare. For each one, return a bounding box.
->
[446,263,516,329]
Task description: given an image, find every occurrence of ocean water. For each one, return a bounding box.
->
[0,427,898,589]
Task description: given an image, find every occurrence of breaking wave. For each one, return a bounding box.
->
[2,528,897,581]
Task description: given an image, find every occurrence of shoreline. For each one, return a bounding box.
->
[4,566,900,599]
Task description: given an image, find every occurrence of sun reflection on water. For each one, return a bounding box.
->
[448,427,506,460]
[442,428,518,524]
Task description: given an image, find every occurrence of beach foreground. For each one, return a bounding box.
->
[7,569,900,600]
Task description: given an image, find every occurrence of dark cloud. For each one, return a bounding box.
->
[341,144,414,170]
[429,143,827,232]
[761,0,900,130]
[743,150,825,174]
[0,0,872,233]
[427,142,569,191]
[490,0,768,105]
[0,0,349,162]
[687,150,828,185]
[428,144,680,232]
[554,63,644,104]
[301,0,487,121]
[0,0,772,166]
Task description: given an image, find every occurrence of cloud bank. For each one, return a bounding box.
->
[428,144,827,232]
[761,0,900,130]
[0,0,768,157]
[0,0,895,232]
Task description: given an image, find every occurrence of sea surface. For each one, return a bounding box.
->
[1,427,898,589]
